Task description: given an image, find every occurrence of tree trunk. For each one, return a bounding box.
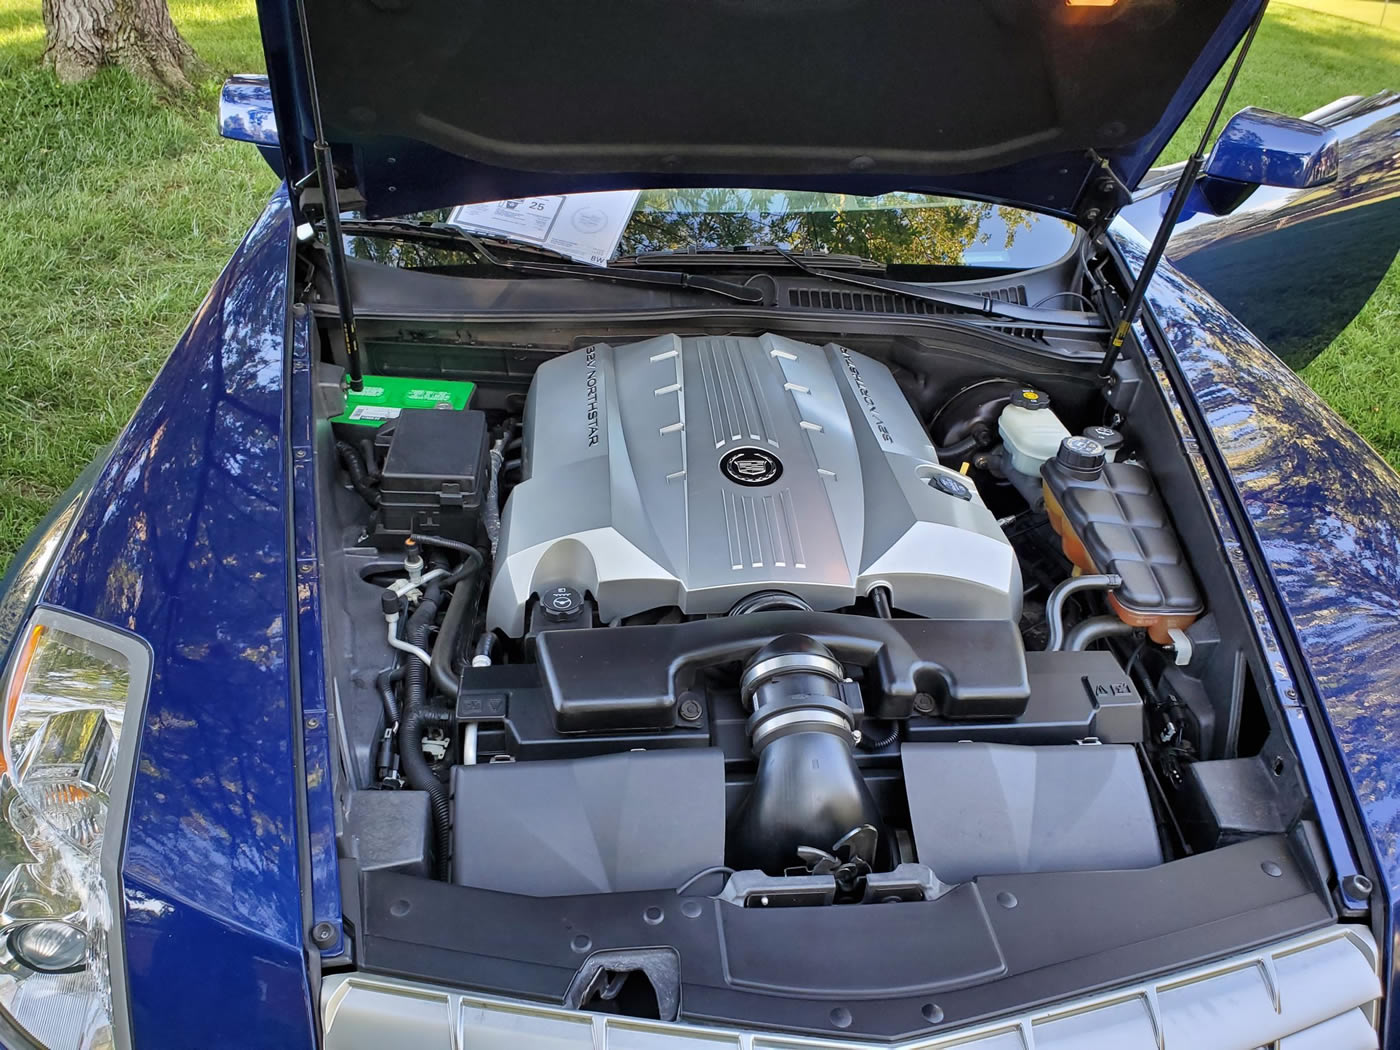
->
[43,0,204,94]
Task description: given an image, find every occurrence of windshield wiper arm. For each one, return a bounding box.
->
[772,248,1107,332]
[337,220,581,264]
[336,220,766,304]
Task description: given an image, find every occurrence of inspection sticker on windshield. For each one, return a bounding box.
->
[452,196,562,240]
[449,190,640,267]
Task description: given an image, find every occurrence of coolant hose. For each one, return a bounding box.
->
[1064,615,1136,651]
[415,537,485,699]
[472,632,498,667]
[399,588,453,877]
[431,573,475,699]
[1045,574,1123,651]
[335,441,381,506]
[375,666,400,726]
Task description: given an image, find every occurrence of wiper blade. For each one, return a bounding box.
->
[617,246,885,272]
[338,219,579,263]
[336,220,766,304]
[772,248,1107,333]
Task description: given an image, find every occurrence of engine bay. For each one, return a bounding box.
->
[315,316,1331,1034]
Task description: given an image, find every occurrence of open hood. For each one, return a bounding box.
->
[256,0,1262,223]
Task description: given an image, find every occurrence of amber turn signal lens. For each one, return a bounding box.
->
[0,624,45,774]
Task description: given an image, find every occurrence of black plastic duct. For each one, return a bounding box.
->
[726,635,891,875]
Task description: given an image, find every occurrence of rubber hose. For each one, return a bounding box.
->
[1064,615,1136,651]
[336,441,381,506]
[473,632,498,666]
[398,590,453,878]
[431,566,481,698]
[409,538,485,698]
[858,721,901,750]
[934,434,979,462]
[413,537,485,691]
[409,532,481,559]
[375,667,399,726]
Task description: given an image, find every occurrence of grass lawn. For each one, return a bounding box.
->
[1160,4,1400,470]
[1269,0,1398,27]
[0,0,277,570]
[0,0,1397,572]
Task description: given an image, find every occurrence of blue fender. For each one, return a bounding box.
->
[1116,219,1400,1028]
[38,189,316,1049]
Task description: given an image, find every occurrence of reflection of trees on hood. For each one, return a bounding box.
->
[618,188,1034,265]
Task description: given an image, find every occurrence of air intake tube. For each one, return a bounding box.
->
[726,635,891,875]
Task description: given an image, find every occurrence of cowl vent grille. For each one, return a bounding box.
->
[787,283,1026,314]
[787,284,1042,341]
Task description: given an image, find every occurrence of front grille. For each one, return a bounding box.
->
[322,925,1381,1050]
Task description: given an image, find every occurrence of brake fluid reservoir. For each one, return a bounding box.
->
[1042,437,1204,645]
[998,388,1070,477]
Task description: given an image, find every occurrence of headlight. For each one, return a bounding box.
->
[0,608,148,1050]
[0,501,82,661]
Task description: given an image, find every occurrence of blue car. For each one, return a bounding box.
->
[3,1,1400,1047]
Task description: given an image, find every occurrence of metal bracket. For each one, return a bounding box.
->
[1076,153,1133,236]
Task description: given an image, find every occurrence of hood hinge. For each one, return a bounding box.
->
[1077,154,1132,238]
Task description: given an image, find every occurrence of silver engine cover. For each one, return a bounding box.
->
[487,333,1021,636]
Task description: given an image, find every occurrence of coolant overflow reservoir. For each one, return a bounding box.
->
[998,388,1070,477]
[1042,437,1204,645]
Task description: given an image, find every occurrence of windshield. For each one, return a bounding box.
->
[344,189,1077,273]
[618,189,1075,269]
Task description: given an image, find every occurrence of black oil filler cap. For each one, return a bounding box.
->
[929,473,974,501]
[540,585,585,621]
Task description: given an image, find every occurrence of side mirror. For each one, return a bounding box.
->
[1203,107,1339,190]
[219,75,283,177]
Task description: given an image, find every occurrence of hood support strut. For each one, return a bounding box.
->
[1099,1,1268,377]
[294,0,363,392]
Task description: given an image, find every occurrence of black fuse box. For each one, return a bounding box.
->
[371,408,489,549]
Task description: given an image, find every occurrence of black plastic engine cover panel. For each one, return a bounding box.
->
[528,611,1030,732]
[359,835,1329,1042]
[451,749,726,896]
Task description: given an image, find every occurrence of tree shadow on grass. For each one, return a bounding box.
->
[0,4,266,198]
